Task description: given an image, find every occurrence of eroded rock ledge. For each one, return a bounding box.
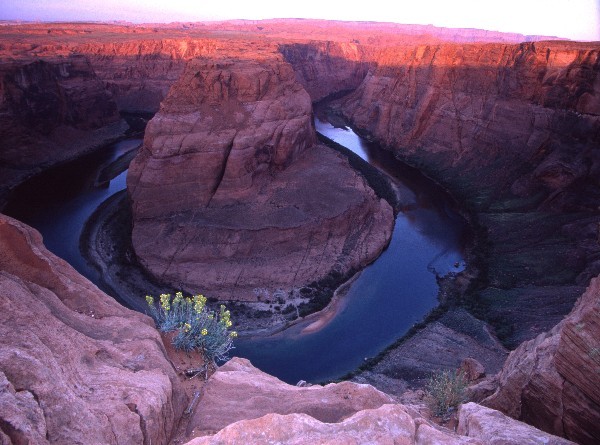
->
[0,213,185,444]
[127,56,393,300]
[179,357,573,445]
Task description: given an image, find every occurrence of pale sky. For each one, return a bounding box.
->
[1,0,599,41]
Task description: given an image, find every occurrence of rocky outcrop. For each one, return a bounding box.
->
[179,357,571,445]
[481,275,600,445]
[458,403,574,445]
[186,357,395,436]
[127,56,393,300]
[0,56,126,207]
[0,213,185,444]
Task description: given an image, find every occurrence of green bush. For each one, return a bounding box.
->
[425,369,468,417]
[146,292,237,364]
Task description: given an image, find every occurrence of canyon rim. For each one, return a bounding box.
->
[0,18,599,445]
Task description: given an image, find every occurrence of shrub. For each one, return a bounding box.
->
[425,369,468,417]
[146,292,237,364]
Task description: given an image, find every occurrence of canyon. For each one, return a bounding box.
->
[0,19,599,444]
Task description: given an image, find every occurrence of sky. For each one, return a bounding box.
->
[1,0,599,41]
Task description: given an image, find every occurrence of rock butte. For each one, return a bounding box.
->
[0,19,599,444]
[127,56,393,299]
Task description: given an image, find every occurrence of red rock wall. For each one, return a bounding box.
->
[0,213,185,444]
[483,276,600,444]
[339,41,600,212]
[127,56,393,300]
[280,41,373,101]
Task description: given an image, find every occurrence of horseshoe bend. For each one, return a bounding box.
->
[0,19,599,445]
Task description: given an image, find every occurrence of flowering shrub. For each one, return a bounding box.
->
[146,292,237,363]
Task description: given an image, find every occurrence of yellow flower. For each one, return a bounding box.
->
[183,323,191,332]
[201,328,208,336]
[160,293,171,311]
[194,294,206,314]
[229,331,238,338]
[145,295,154,306]
[173,291,183,305]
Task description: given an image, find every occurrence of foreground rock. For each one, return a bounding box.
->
[0,214,184,444]
[186,357,394,437]
[458,403,574,445]
[481,275,600,444]
[127,57,393,300]
[180,357,572,445]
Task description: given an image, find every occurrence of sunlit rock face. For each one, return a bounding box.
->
[127,56,393,300]
[339,41,600,213]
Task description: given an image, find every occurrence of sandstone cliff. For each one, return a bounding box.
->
[0,213,185,444]
[178,357,573,445]
[0,56,127,207]
[481,275,600,444]
[127,56,393,300]
[329,40,600,347]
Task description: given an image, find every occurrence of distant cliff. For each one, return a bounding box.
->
[0,56,126,207]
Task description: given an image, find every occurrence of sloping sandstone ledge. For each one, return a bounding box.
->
[178,357,573,445]
[0,213,185,444]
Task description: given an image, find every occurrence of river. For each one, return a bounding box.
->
[3,117,468,384]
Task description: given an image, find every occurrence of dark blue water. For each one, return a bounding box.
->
[4,120,467,385]
[232,118,467,383]
[4,139,141,285]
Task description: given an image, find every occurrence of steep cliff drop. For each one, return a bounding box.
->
[127,56,393,300]
[0,56,128,207]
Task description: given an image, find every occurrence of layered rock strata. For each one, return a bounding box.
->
[481,275,600,445]
[280,41,372,101]
[127,57,393,300]
[0,56,126,207]
[332,41,600,346]
[0,213,184,444]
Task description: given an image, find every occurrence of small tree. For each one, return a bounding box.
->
[146,292,237,367]
[425,369,468,417]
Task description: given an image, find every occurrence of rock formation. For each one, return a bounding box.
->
[0,55,127,207]
[0,213,185,444]
[178,357,572,445]
[127,56,393,300]
[322,40,600,346]
[481,275,600,444]
[1,21,599,443]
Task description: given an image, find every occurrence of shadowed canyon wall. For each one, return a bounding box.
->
[0,55,127,206]
[284,39,600,444]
